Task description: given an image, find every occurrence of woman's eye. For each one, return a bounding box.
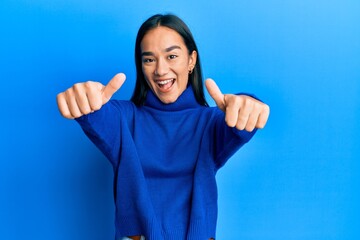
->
[168,55,177,60]
[143,58,154,63]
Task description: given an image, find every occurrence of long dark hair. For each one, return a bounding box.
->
[131,14,208,106]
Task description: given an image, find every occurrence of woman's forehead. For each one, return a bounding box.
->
[141,26,186,51]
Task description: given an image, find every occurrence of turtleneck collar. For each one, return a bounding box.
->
[144,85,201,111]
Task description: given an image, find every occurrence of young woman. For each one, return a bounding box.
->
[57,14,269,240]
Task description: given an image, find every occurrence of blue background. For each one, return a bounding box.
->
[1,0,359,239]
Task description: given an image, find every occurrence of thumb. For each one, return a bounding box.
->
[205,78,225,111]
[102,73,126,103]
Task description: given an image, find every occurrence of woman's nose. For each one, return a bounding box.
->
[154,58,169,76]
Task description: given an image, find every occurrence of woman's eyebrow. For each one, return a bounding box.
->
[164,45,181,52]
[141,51,153,57]
[141,45,181,57]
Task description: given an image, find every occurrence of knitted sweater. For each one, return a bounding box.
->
[76,86,256,240]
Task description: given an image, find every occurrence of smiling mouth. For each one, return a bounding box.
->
[156,78,175,90]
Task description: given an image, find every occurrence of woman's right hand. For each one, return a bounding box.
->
[56,73,126,119]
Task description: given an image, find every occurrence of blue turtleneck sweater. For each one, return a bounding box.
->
[76,86,256,240]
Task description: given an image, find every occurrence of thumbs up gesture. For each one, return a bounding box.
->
[57,73,126,119]
[205,78,270,132]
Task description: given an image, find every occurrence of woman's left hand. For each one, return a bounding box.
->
[205,78,270,132]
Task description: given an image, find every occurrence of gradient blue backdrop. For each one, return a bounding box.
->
[1,0,359,239]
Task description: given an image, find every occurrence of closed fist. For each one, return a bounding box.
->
[205,78,270,132]
[56,73,126,119]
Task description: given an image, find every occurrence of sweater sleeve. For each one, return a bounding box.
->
[211,92,262,169]
[75,100,132,168]
[211,107,257,170]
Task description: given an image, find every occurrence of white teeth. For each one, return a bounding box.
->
[158,79,173,85]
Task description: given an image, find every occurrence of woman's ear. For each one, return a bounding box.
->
[188,50,197,73]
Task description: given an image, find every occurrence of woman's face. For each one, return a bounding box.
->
[140,26,197,104]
